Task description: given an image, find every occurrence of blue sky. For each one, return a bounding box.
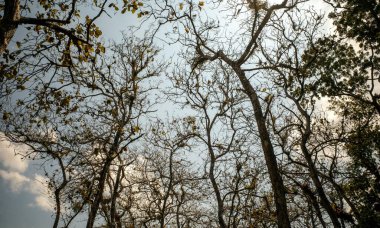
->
[0,181,53,228]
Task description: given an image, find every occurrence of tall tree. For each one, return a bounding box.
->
[152,1,304,226]
[1,34,164,227]
[256,7,344,227]
[168,59,272,227]
[308,1,380,225]
[0,0,147,103]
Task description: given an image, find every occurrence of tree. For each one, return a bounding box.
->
[0,0,147,52]
[125,120,212,227]
[254,7,346,227]
[1,0,105,100]
[0,0,147,103]
[245,0,380,226]
[1,33,164,227]
[168,59,273,227]
[3,0,380,227]
[306,1,380,226]
[152,0,305,226]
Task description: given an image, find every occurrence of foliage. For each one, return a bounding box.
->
[2,0,380,228]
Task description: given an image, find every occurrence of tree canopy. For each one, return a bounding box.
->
[1,0,380,227]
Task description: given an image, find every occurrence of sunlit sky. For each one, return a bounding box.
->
[0,0,332,227]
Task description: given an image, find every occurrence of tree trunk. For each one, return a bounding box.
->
[300,141,341,228]
[86,158,112,228]
[233,67,291,228]
[110,165,122,228]
[53,157,68,228]
[293,100,342,228]
[0,0,20,53]
[208,141,227,228]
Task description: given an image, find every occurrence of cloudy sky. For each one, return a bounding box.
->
[0,136,54,228]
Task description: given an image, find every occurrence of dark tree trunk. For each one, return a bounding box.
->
[292,98,342,228]
[86,158,112,228]
[53,157,68,228]
[233,67,291,228]
[208,138,227,228]
[110,165,122,228]
[0,0,20,53]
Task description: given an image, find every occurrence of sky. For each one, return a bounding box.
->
[0,136,53,228]
[0,0,333,227]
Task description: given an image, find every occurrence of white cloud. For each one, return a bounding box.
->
[0,138,29,172]
[33,195,53,212]
[28,175,53,212]
[28,174,47,193]
[0,169,54,211]
[0,169,30,192]
[0,134,53,212]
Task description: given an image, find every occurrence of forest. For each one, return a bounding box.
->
[0,0,380,227]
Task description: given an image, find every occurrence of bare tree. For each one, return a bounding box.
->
[167,57,279,227]
[150,1,307,226]
[1,34,164,228]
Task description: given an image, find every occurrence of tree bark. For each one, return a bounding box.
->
[299,140,341,228]
[0,0,20,53]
